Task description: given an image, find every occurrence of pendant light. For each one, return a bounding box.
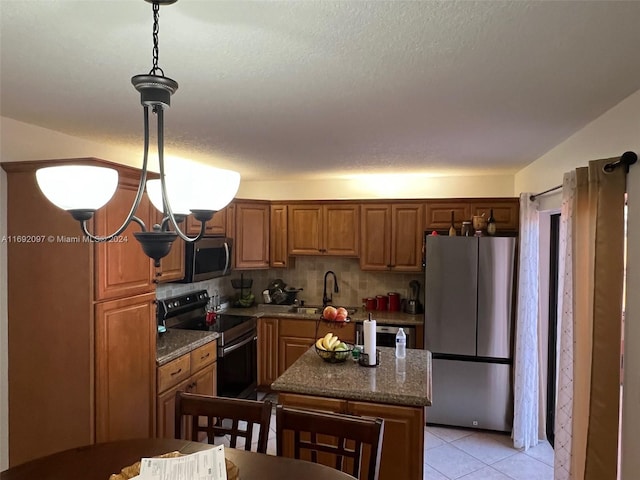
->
[35,0,239,265]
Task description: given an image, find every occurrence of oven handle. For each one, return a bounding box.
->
[219,333,257,357]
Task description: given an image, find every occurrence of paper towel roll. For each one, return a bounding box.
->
[363,319,377,366]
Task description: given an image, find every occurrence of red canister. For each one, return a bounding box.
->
[388,292,400,311]
[364,297,376,310]
[375,295,388,311]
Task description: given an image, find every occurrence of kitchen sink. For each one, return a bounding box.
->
[258,304,358,316]
[290,307,323,315]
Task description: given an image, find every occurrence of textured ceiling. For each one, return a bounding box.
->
[2,1,640,181]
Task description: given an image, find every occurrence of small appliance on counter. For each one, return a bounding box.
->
[404,280,423,314]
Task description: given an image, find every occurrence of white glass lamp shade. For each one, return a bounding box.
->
[147,167,240,215]
[36,166,118,211]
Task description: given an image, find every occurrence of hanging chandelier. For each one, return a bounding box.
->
[35,0,239,265]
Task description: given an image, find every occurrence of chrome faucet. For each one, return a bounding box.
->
[322,270,339,307]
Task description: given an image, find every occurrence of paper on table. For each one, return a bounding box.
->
[133,445,227,480]
[363,318,376,366]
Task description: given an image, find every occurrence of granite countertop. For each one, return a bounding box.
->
[222,305,424,326]
[271,346,432,407]
[156,329,220,366]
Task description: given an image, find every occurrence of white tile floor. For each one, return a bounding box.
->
[424,426,554,480]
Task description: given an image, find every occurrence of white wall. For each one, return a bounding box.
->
[514,88,640,477]
[514,89,640,210]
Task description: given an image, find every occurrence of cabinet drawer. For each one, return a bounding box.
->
[190,340,217,373]
[158,354,191,393]
[279,393,348,414]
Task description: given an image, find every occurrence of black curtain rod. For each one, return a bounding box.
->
[529,185,562,202]
[529,151,637,202]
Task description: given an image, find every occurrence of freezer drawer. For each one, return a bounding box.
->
[427,358,513,432]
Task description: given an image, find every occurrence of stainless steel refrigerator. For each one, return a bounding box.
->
[424,235,516,432]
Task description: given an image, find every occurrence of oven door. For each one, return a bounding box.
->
[217,329,258,400]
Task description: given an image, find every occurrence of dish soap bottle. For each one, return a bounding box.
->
[487,208,496,236]
[395,327,406,359]
[448,211,457,236]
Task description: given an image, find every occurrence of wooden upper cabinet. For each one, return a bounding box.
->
[94,177,155,301]
[95,292,157,443]
[185,207,227,236]
[360,203,423,272]
[234,201,270,269]
[424,201,471,232]
[359,204,392,271]
[270,204,289,268]
[152,210,185,283]
[391,203,424,272]
[288,203,359,256]
[470,199,519,232]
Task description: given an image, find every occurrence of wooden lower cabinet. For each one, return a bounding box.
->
[156,340,217,439]
[277,319,355,377]
[279,393,424,480]
[258,317,279,388]
[95,292,157,443]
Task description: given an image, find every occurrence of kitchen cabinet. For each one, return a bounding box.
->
[424,201,471,232]
[95,292,157,442]
[94,174,155,301]
[424,198,519,233]
[156,340,218,439]
[288,203,359,256]
[233,200,270,270]
[279,392,425,480]
[269,204,289,268]
[470,199,519,232]
[2,159,160,466]
[258,317,280,388]
[360,203,423,272]
[185,206,227,236]
[277,319,355,376]
[153,210,185,283]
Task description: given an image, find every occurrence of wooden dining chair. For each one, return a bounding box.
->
[174,391,273,453]
[275,405,384,480]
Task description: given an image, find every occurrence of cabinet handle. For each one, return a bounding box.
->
[200,353,210,360]
[170,368,182,377]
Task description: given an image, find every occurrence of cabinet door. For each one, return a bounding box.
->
[390,203,423,272]
[235,202,270,269]
[226,203,237,269]
[348,401,425,480]
[258,317,279,387]
[425,201,471,232]
[359,204,392,270]
[288,205,322,255]
[270,204,289,267]
[94,182,154,300]
[157,377,192,439]
[152,210,185,283]
[186,207,227,235]
[323,204,359,256]
[95,292,157,442]
[278,336,314,376]
[470,199,519,232]
[192,363,217,397]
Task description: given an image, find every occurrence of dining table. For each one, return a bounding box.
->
[0,438,356,480]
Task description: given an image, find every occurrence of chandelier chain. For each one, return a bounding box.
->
[150,2,165,76]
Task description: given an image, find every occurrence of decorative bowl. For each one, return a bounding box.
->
[315,343,354,363]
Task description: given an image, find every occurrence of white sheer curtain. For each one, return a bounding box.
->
[513,193,541,449]
[554,171,576,480]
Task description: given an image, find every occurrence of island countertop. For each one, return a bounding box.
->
[271,346,432,407]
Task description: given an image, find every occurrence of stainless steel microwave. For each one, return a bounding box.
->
[179,236,233,283]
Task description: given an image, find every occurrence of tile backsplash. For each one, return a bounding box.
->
[156,257,424,309]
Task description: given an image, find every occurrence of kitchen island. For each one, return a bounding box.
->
[272,346,431,480]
